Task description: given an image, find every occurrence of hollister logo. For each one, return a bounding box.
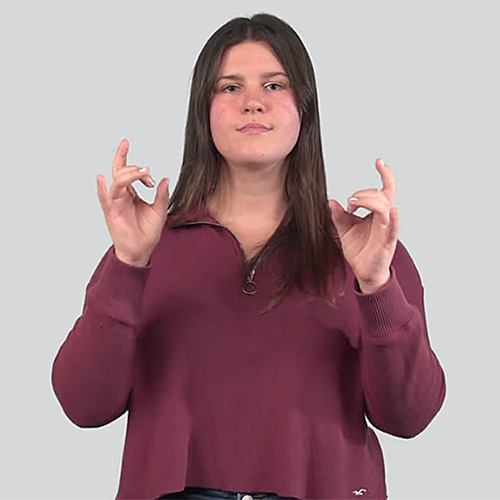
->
[352,488,368,496]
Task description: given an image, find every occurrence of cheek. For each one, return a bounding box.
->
[209,102,233,154]
[281,100,301,141]
[209,105,219,132]
[210,101,230,137]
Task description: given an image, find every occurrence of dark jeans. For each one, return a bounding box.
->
[157,486,302,500]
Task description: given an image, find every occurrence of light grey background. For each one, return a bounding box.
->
[0,0,498,499]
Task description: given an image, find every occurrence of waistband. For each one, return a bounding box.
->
[157,486,302,500]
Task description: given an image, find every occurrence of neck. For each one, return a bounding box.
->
[208,159,288,224]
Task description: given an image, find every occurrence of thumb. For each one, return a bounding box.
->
[96,174,110,212]
[387,206,400,244]
[329,199,352,234]
[152,177,170,219]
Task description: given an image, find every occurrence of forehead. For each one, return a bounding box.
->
[217,41,285,75]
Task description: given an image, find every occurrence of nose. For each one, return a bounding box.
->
[242,88,265,114]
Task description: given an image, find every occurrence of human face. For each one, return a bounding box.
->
[210,41,301,170]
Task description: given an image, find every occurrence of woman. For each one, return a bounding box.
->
[51,13,446,500]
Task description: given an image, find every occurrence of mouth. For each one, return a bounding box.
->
[237,123,272,133]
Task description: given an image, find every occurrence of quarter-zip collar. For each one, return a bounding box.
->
[167,204,267,296]
[167,204,219,228]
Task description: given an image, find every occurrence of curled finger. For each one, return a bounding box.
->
[347,194,391,224]
[110,166,156,198]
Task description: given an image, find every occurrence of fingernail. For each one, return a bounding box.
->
[139,167,148,173]
[148,177,156,187]
[378,158,385,166]
[348,197,358,204]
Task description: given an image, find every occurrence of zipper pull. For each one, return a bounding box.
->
[242,268,257,295]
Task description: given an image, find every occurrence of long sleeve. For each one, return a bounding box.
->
[356,241,446,438]
[51,247,151,428]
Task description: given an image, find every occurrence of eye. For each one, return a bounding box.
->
[221,84,239,93]
[265,82,284,91]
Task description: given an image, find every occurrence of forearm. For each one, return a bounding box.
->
[357,268,446,438]
[51,248,150,427]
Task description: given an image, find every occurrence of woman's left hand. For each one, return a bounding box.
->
[329,159,400,294]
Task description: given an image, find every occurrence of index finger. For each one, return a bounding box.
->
[375,158,396,204]
[112,138,129,177]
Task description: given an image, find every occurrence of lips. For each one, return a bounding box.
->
[238,122,271,133]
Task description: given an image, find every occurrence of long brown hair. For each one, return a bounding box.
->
[168,13,346,310]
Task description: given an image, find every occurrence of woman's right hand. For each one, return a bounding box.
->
[96,138,170,267]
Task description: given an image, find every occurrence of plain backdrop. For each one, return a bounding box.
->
[0,0,498,499]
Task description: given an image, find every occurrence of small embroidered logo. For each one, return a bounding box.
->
[352,488,368,496]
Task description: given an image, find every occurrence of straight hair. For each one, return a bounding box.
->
[168,13,346,311]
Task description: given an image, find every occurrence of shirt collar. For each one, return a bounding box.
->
[167,204,219,228]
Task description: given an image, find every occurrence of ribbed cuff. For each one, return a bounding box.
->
[91,247,152,325]
[354,267,415,339]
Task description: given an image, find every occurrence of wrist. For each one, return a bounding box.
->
[114,248,151,267]
[357,270,391,294]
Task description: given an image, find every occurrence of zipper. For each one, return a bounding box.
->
[172,220,265,295]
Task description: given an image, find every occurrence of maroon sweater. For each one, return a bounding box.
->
[51,205,446,500]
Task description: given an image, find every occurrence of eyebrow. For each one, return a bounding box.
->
[215,71,289,84]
